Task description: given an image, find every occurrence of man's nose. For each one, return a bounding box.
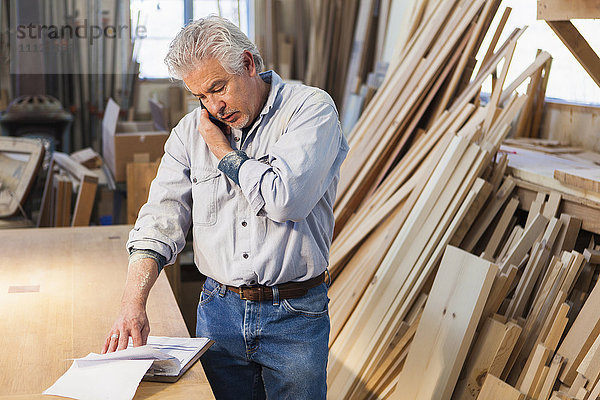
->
[206,95,225,116]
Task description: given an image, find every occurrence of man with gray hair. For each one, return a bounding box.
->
[102,15,348,399]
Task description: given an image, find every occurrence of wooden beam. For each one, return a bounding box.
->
[537,0,600,21]
[546,20,600,88]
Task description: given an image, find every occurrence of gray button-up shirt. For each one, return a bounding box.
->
[127,71,349,286]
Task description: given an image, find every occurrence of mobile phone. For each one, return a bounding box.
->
[199,100,227,131]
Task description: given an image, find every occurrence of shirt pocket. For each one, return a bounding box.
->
[191,168,221,226]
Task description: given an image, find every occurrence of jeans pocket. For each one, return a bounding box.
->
[199,281,220,307]
[282,283,329,318]
[191,169,220,226]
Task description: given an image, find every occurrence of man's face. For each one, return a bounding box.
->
[183,54,260,129]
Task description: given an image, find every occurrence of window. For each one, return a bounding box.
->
[130,0,249,79]
[477,0,600,105]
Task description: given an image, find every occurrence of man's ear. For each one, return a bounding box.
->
[243,50,257,76]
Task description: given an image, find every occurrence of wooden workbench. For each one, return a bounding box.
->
[0,225,214,399]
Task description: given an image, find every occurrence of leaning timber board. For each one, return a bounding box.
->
[392,245,497,400]
[558,274,600,385]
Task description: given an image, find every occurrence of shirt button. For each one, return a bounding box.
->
[243,253,249,259]
[192,177,197,183]
[241,221,247,227]
[234,136,240,142]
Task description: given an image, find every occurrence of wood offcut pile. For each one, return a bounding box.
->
[325,0,600,399]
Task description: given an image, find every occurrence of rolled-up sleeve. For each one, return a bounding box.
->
[126,128,192,265]
[237,98,346,223]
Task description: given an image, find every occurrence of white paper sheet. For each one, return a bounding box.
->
[43,359,154,400]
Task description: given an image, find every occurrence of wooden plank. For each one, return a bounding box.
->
[577,332,600,385]
[499,213,549,274]
[508,217,562,319]
[546,21,600,89]
[392,246,498,400]
[499,51,552,105]
[568,374,588,397]
[71,176,98,227]
[537,0,600,21]
[482,197,519,261]
[362,312,421,398]
[584,248,600,264]
[588,372,600,400]
[126,161,160,225]
[530,59,552,139]
[461,177,516,252]
[519,343,552,396]
[531,366,550,399]
[450,180,493,247]
[552,214,582,256]
[328,200,408,344]
[544,303,570,351]
[526,192,547,229]
[506,264,568,384]
[555,168,600,194]
[51,152,99,227]
[497,225,523,264]
[558,275,600,385]
[480,266,518,326]
[477,375,525,400]
[538,355,565,400]
[544,192,562,219]
[54,176,73,227]
[453,318,521,400]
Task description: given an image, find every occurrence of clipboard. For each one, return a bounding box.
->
[141,336,215,383]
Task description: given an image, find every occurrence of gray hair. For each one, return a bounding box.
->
[164,15,264,79]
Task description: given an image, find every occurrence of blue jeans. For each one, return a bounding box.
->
[196,277,330,400]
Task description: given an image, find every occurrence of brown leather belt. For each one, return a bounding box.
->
[227,271,327,301]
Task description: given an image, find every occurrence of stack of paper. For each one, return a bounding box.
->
[43,336,213,400]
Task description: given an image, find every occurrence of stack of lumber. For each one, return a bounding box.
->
[323,1,600,399]
[502,141,600,235]
[38,152,98,227]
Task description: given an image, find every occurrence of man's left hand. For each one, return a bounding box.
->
[198,109,233,161]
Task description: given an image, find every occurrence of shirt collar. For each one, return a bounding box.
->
[258,70,284,117]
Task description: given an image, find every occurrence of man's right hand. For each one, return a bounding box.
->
[102,256,159,353]
[102,301,150,353]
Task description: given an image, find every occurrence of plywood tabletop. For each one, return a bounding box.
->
[0,225,213,399]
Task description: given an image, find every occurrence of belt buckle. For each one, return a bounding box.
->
[239,287,249,300]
